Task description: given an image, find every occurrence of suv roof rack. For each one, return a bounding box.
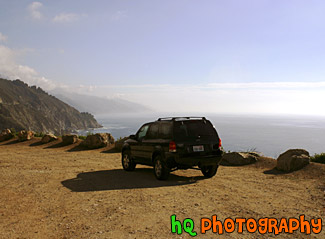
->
[157,117,206,121]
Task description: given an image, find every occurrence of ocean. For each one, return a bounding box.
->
[85,113,325,158]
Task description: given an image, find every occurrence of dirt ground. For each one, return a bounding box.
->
[0,137,324,239]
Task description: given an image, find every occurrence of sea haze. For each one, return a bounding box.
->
[85,113,325,158]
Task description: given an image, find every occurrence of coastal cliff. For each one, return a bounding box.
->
[0,78,101,134]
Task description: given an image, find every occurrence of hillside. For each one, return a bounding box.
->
[0,78,101,134]
[52,91,152,115]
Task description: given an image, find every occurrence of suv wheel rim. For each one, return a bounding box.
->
[123,154,130,168]
[155,160,162,177]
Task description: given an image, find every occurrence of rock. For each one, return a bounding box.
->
[82,133,115,149]
[62,134,78,145]
[276,149,310,172]
[0,129,14,142]
[115,137,129,152]
[2,129,11,135]
[41,134,58,143]
[220,152,258,166]
[17,130,34,141]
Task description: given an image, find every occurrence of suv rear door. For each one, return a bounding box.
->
[141,122,173,163]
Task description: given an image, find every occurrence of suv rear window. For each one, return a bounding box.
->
[173,120,217,140]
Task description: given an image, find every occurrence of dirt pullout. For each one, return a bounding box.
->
[0,138,324,239]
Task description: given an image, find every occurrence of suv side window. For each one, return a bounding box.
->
[159,123,172,139]
[147,123,159,139]
[137,124,149,140]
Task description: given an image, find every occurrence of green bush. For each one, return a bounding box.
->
[310,153,325,164]
[10,128,17,136]
[34,132,45,137]
[78,135,87,140]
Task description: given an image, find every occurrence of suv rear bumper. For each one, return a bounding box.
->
[165,152,223,168]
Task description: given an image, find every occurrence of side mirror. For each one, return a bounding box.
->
[129,134,136,140]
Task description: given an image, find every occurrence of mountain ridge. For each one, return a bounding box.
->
[0,78,102,135]
[51,90,152,115]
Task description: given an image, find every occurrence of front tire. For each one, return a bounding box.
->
[154,155,170,180]
[122,150,136,171]
[201,165,218,178]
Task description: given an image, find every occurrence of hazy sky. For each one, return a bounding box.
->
[1,0,325,115]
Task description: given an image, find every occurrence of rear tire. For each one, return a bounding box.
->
[154,155,170,180]
[122,150,136,171]
[201,165,218,178]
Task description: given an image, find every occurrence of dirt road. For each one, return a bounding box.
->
[0,138,324,238]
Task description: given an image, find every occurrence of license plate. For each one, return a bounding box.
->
[193,145,204,152]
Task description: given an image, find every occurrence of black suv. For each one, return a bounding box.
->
[121,117,223,180]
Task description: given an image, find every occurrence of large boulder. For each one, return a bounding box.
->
[220,152,259,166]
[17,130,34,141]
[62,134,78,145]
[41,133,58,143]
[82,133,115,149]
[276,149,310,172]
[0,129,14,142]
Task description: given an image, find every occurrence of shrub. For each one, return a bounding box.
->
[10,128,17,136]
[310,153,325,164]
[114,136,129,151]
[78,135,87,140]
[245,147,257,153]
[34,132,45,137]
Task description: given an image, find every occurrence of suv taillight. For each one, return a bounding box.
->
[218,138,222,148]
[169,141,176,152]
